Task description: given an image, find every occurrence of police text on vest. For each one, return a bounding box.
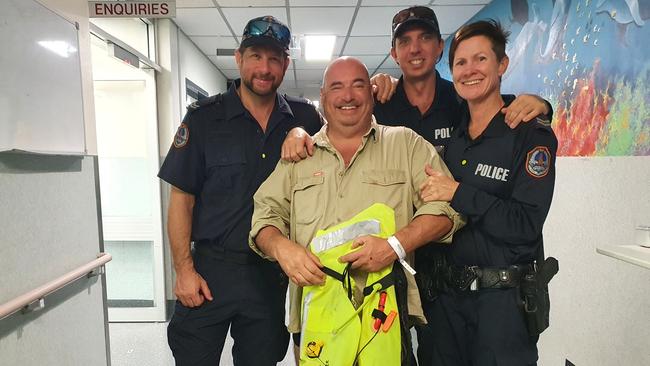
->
[475,163,509,181]
[434,128,451,140]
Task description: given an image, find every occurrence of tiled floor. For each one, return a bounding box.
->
[108,322,295,366]
[109,322,418,366]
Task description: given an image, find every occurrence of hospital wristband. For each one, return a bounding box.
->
[387,236,416,275]
[387,236,406,260]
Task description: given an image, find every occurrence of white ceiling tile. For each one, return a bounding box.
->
[291,0,357,6]
[294,36,344,60]
[221,8,288,39]
[351,6,402,36]
[360,0,430,6]
[174,8,230,36]
[191,36,238,55]
[171,1,488,97]
[432,5,484,35]
[434,0,490,4]
[290,7,355,36]
[176,0,215,8]
[343,36,391,55]
[217,0,285,6]
[208,56,238,70]
[353,55,390,70]
[296,69,326,82]
[292,59,331,70]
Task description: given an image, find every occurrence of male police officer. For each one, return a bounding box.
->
[158,16,321,366]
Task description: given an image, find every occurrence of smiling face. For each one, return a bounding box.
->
[320,57,374,132]
[235,45,289,97]
[451,35,508,104]
[391,27,443,81]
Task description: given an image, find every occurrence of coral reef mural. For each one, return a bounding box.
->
[439,0,650,156]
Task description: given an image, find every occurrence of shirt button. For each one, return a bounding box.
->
[461,159,467,166]
[338,193,343,198]
[261,153,266,159]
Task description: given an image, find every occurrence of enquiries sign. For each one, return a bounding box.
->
[89,1,176,18]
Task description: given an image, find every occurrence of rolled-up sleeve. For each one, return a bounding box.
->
[407,130,465,243]
[249,160,293,259]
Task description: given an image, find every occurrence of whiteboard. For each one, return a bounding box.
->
[0,0,85,154]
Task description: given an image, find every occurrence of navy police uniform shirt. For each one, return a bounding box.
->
[445,102,558,267]
[373,70,460,154]
[158,80,322,253]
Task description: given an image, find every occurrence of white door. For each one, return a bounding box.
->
[91,34,165,321]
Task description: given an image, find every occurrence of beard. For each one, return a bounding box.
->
[241,73,283,97]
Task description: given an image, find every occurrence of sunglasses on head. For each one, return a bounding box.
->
[243,19,291,48]
[392,6,437,29]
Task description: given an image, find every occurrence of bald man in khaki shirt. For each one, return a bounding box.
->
[249,57,464,346]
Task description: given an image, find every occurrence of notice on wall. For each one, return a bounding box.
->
[89,1,176,18]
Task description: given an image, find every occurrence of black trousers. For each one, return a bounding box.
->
[416,288,538,366]
[167,253,289,366]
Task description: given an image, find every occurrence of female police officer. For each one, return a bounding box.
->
[419,20,557,366]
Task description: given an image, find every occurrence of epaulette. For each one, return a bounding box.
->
[535,115,553,128]
[187,94,223,112]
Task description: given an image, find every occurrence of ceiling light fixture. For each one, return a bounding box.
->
[304,35,335,61]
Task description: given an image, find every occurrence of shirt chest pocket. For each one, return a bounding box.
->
[291,175,324,225]
[361,169,408,209]
[205,133,246,190]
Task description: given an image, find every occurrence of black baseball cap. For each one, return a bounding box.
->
[391,6,441,42]
[240,16,291,54]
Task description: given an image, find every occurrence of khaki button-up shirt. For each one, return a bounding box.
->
[250,118,464,333]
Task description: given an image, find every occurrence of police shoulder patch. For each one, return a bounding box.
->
[173,123,189,148]
[526,146,550,178]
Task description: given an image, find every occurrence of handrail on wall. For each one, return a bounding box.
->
[0,252,112,320]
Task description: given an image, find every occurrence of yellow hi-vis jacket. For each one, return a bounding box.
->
[300,203,401,366]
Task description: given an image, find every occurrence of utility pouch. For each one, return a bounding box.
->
[414,246,449,302]
[519,257,559,337]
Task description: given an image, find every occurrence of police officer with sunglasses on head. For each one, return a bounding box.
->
[158,16,322,366]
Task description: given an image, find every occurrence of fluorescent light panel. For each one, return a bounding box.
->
[304,35,335,61]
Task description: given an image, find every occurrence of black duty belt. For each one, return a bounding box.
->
[194,241,264,265]
[446,264,534,291]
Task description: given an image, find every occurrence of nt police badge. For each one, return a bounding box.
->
[526,146,550,178]
[173,123,189,148]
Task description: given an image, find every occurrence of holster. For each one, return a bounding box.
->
[519,257,559,337]
[414,245,449,302]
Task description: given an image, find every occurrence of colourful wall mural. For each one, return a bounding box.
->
[438,0,650,156]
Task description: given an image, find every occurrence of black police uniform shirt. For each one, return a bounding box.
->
[158,80,322,254]
[444,102,558,267]
[373,70,460,156]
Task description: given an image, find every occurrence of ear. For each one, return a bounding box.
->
[390,47,399,65]
[498,55,509,76]
[319,88,325,108]
[284,55,291,72]
[436,38,445,62]
[235,49,243,70]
